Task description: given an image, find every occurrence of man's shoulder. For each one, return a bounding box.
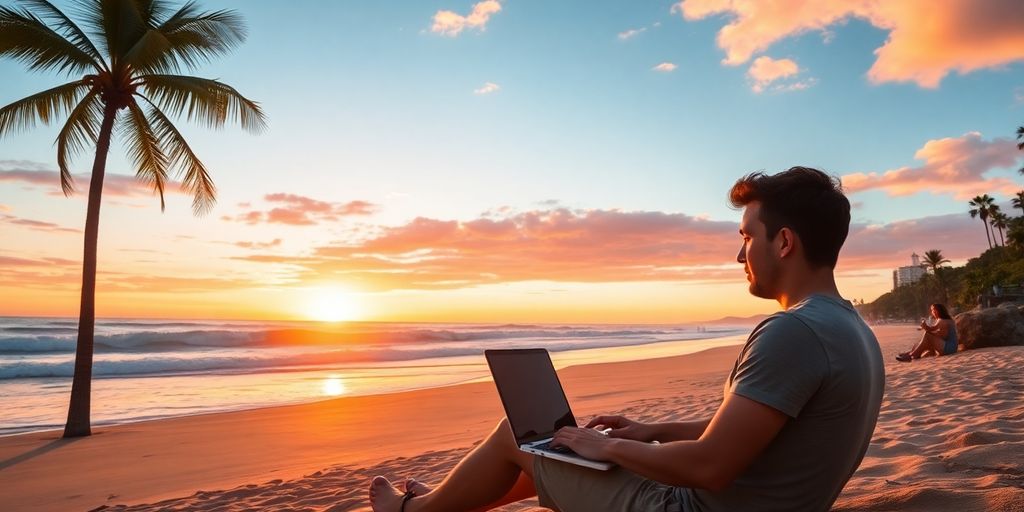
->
[750,310,819,342]
[782,295,871,340]
[744,311,825,361]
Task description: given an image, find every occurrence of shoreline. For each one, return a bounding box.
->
[4,325,1021,511]
[1,331,750,438]
[0,337,750,511]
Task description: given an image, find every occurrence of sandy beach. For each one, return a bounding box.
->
[2,325,1023,511]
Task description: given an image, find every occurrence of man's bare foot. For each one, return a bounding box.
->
[405,478,432,496]
[369,476,415,512]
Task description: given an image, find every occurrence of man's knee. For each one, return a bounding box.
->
[489,417,516,446]
[494,417,511,435]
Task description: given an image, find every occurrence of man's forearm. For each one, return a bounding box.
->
[647,419,712,442]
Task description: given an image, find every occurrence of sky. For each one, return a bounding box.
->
[1,0,1023,323]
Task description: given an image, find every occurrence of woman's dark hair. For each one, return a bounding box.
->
[728,166,851,269]
[931,303,952,319]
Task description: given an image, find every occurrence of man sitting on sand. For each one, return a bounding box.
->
[369,167,886,512]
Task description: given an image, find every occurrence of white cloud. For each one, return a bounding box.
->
[652,62,678,72]
[431,1,502,37]
[618,27,647,40]
[474,82,500,95]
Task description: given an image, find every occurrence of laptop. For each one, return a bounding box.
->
[485,348,614,471]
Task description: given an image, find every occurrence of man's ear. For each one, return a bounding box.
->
[776,227,796,259]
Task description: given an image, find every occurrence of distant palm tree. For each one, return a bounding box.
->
[1012,191,1024,217]
[921,249,950,274]
[991,209,1009,247]
[921,249,950,303]
[1018,126,1023,175]
[968,194,996,249]
[0,0,266,438]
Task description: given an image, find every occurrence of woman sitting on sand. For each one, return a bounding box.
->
[896,303,958,362]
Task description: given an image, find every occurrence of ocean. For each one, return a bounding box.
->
[0,316,748,436]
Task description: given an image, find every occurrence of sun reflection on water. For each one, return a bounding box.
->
[322,375,347,396]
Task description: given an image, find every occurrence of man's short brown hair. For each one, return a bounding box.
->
[729,166,850,268]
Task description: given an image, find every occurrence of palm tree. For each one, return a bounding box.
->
[990,209,1009,247]
[1017,126,1023,175]
[0,0,266,438]
[1012,191,1024,217]
[921,249,950,304]
[968,194,996,249]
[921,249,950,274]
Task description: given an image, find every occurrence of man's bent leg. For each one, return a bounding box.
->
[405,418,537,512]
[533,457,680,512]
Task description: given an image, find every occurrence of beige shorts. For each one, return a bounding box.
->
[533,456,683,512]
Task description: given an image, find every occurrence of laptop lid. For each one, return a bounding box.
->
[485,348,577,445]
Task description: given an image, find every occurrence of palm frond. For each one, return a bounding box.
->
[119,99,169,210]
[55,88,104,195]
[0,79,91,135]
[160,2,245,48]
[0,4,102,75]
[81,0,150,63]
[144,3,246,72]
[122,27,173,72]
[121,2,246,74]
[66,0,107,55]
[134,0,174,27]
[138,74,266,133]
[137,94,216,214]
[21,0,106,69]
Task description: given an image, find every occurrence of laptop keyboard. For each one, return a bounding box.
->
[532,441,576,455]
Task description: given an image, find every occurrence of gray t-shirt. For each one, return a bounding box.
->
[678,294,885,512]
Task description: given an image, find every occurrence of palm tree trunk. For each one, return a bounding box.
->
[999,226,1006,246]
[936,270,948,304]
[982,217,993,249]
[64,102,117,438]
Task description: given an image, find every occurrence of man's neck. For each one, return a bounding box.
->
[776,267,841,310]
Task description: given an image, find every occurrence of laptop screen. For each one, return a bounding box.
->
[485,349,577,444]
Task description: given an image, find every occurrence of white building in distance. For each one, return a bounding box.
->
[892,253,926,289]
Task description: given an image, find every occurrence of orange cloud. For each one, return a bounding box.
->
[675,0,1024,87]
[0,213,79,233]
[431,0,502,37]
[0,168,184,199]
[842,213,991,270]
[652,62,678,72]
[746,56,814,93]
[235,208,744,290]
[0,255,80,292]
[224,194,378,226]
[0,257,260,293]
[842,132,1024,199]
[0,255,77,267]
[235,239,283,249]
[226,206,999,292]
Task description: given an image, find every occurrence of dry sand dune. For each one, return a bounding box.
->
[5,326,1024,511]
[834,343,1024,512]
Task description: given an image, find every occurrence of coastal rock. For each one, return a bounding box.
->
[955,303,1024,350]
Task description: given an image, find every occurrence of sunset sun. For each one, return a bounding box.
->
[306,287,361,322]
